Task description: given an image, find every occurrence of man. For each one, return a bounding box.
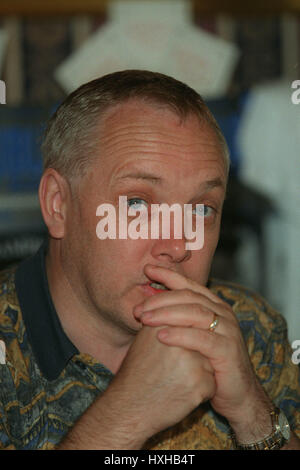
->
[0,70,299,450]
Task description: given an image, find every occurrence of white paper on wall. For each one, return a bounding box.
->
[109,0,190,26]
[161,23,239,98]
[237,81,300,343]
[237,81,300,214]
[55,0,239,99]
[55,24,130,94]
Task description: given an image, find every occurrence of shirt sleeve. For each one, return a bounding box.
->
[210,280,300,442]
[0,401,17,450]
[247,301,300,438]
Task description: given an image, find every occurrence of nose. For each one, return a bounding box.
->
[150,237,191,264]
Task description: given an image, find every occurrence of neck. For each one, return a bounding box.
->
[45,239,133,374]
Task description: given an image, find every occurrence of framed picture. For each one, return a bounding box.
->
[0,0,108,16]
[0,0,299,17]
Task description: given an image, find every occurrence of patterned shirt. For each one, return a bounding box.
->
[0,243,299,450]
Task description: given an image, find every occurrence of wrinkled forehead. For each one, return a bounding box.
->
[99,97,216,135]
[97,98,227,168]
[81,100,227,197]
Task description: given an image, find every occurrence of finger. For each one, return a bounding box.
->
[157,326,226,362]
[140,304,221,331]
[144,264,228,306]
[134,288,233,321]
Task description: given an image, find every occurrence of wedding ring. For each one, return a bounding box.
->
[208,313,219,332]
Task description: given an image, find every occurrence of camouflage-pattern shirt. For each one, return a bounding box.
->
[0,244,299,450]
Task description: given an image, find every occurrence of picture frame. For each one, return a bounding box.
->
[0,0,299,17]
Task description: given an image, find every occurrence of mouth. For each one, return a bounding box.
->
[149,281,169,291]
[139,280,169,297]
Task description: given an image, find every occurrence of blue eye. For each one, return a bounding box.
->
[192,205,214,217]
[127,198,148,210]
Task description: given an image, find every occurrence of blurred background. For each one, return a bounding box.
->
[0,0,299,342]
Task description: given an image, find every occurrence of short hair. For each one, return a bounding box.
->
[41,70,230,184]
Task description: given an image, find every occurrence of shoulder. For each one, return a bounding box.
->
[0,265,30,377]
[0,265,18,297]
[0,266,21,331]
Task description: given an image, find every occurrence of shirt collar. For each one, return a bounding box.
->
[15,240,79,381]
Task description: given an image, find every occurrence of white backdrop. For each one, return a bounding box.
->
[238,81,300,343]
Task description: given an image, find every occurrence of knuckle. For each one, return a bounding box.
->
[227,318,241,338]
[224,304,235,317]
[190,303,203,317]
[226,335,242,359]
[181,288,194,298]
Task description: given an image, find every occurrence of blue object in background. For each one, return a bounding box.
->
[207,93,248,175]
[0,106,52,193]
[0,126,43,192]
[0,97,247,193]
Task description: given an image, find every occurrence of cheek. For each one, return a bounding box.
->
[187,247,214,279]
[93,238,150,273]
[184,226,220,282]
[203,223,221,266]
[204,215,222,249]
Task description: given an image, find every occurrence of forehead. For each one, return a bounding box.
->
[100,98,216,145]
[92,99,227,188]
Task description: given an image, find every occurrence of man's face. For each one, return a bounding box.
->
[62,100,227,337]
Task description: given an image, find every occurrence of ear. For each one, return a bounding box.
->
[39,168,71,239]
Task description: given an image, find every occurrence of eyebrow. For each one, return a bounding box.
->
[116,171,226,192]
[116,171,162,184]
[201,177,226,192]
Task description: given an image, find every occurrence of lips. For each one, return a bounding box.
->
[140,281,169,297]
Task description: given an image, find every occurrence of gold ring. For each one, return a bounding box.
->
[208,313,219,332]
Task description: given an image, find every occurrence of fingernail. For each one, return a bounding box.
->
[158,329,169,340]
[133,304,144,317]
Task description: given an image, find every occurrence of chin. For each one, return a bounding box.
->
[120,316,142,336]
[110,304,143,336]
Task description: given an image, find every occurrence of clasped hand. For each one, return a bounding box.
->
[133,264,271,429]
